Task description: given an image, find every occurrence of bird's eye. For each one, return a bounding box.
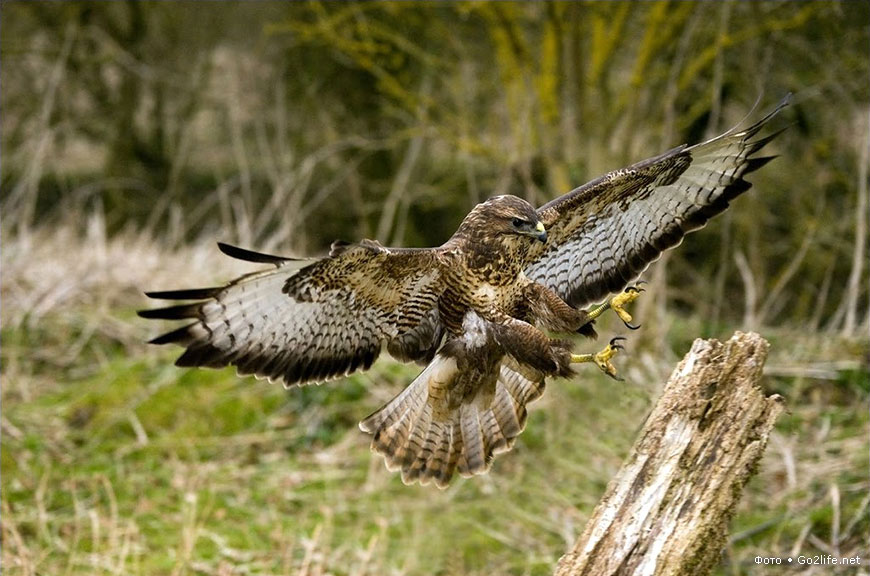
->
[512,218,526,228]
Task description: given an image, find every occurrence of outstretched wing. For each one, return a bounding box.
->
[525,96,790,309]
[139,241,445,386]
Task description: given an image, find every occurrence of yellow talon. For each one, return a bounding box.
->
[610,288,641,327]
[584,282,646,329]
[571,337,626,380]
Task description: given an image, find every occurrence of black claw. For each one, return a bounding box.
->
[609,337,627,349]
[623,320,642,330]
[607,372,625,382]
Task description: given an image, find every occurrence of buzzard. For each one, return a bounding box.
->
[140,98,788,488]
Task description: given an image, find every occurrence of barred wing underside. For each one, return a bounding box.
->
[140,242,445,386]
[525,96,789,309]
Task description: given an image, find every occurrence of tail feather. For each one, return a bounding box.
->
[425,422,463,489]
[397,400,432,470]
[481,408,509,455]
[362,363,433,473]
[491,382,523,442]
[457,402,486,477]
[359,361,437,434]
[373,417,410,472]
[441,425,463,487]
[402,418,445,485]
[360,353,546,488]
[499,362,546,430]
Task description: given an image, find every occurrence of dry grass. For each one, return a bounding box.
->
[1,223,867,576]
[3,4,867,573]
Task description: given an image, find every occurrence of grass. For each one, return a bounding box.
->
[2,228,867,575]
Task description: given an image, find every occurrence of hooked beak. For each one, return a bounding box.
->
[535,221,547,243]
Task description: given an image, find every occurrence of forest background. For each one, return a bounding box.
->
[2,2,868,575]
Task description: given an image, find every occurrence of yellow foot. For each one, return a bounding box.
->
[609,282,646,330]
[610,282,644,330]
[571,337,626,381]
[584,282,646,329]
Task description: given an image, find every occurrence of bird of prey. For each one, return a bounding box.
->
[140,97,788,488]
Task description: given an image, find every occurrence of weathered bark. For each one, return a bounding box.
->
[555,331,783,576]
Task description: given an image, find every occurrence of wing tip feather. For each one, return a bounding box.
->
[137,303,201,320]
[217,242,292,265]
[147,324,198,346]
[144,287,220,300]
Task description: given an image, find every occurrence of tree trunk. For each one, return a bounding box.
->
[555,331,783,576]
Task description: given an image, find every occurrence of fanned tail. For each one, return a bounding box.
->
[359,354,545,488]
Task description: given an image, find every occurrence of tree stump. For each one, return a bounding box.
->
[555,332,784,576]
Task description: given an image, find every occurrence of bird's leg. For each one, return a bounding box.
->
[585,282,646,330]
[571,337,625,381]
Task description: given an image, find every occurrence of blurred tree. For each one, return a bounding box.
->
[1,0,867,334]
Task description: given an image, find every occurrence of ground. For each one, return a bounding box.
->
[1,232,867,576]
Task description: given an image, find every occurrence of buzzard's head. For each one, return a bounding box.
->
[455,195,547,246]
